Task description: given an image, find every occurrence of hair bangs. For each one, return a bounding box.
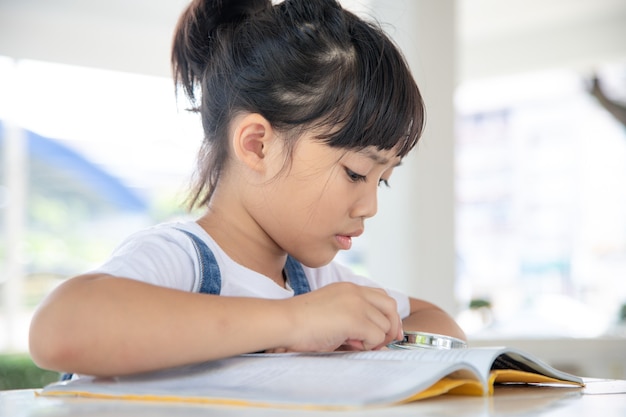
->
[318,21,424,158]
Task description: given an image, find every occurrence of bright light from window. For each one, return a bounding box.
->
[0,57,201,351]
[455,63,626,338]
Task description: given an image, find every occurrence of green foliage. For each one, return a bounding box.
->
[0,354,59,390]
[469,298,492,310]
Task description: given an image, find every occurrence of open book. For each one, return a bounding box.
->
[40,347,584,409]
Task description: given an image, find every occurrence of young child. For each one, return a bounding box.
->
[29,0,465,377]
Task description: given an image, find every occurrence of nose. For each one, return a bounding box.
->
[350,187,378,219]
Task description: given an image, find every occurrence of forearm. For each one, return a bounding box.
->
[29,274,294,377]
[30,276,404,376]
[402,297,467,341]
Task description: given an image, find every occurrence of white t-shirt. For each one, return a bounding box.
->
[90,220,410,318]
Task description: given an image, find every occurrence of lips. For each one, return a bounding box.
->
[335,229,363,250]
[335,235,353,250]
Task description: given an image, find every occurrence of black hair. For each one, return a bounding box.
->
[172,0,425,209]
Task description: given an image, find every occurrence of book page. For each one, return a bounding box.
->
[41,348,583,408]
[336,347,583,385]
[336,348,504,380]
[41,353,483,408]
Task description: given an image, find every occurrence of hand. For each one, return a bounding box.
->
[281,282,403,353]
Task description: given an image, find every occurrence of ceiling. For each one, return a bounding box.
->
[0,0,625,83]
[457,0,626,81]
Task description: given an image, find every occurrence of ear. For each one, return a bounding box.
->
[231,113,275,172]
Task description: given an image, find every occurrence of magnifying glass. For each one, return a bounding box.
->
[389,331,467,350]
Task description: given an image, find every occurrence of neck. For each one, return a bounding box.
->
[196,205,287,288]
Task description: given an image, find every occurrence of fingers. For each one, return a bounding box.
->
[264,347,289,354]
[329,285,401,351]
[284,282,403,353]
[339,340,366,351]
[357,287,403,349]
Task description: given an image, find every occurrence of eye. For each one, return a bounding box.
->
[345,167,366,183]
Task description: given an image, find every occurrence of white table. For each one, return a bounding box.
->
[2,379,626,417]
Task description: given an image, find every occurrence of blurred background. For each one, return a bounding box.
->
[1,0,625,387]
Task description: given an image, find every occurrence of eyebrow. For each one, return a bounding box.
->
[360,149,403,167]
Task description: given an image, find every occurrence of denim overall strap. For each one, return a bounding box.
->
[284,255,311,295]
[176,229,222,295]
[180,228,309,296]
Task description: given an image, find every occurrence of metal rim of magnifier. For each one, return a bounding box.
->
[390,331,468,350]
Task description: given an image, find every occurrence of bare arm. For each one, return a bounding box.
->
[402,297,467,341]
[29,274,402,377]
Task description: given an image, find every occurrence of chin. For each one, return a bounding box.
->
[294,251,337,269]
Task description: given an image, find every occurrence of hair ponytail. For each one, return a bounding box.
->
[171,0,270,106]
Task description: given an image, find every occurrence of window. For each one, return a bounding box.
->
[0,57,201,351]
[455,63,626,338]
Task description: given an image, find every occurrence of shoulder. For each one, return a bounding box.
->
[90,220,205,291]
[113,220,219,254]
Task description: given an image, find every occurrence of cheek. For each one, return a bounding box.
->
[280,180,343,226]
[301,186,351,229]
[269,162,349,227]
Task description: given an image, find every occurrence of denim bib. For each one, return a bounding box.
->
[177,229,311,296]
